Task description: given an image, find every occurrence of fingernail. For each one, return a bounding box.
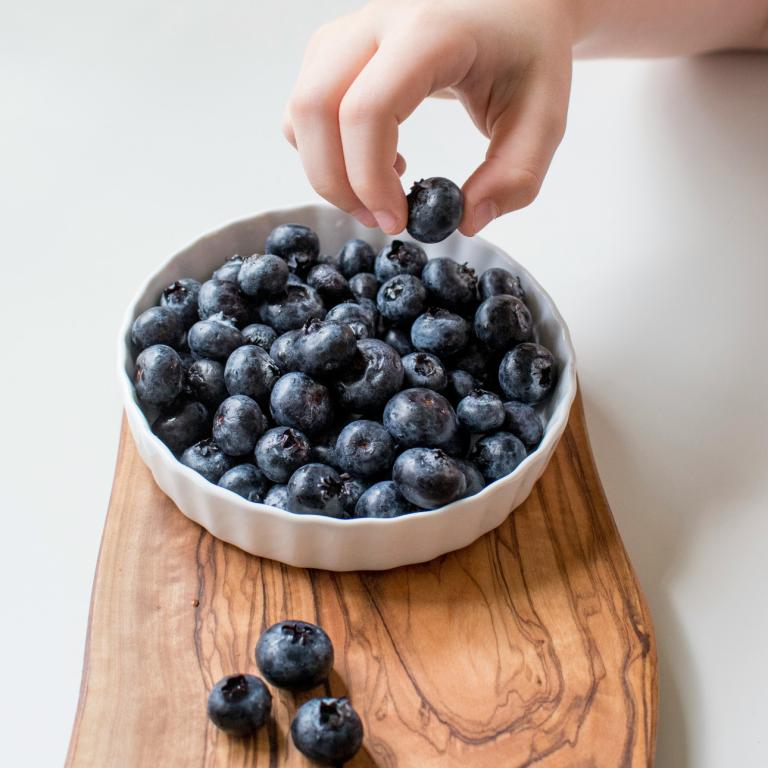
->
[373,210,398,234]
[473,200,499,234]
[351,208,377,228]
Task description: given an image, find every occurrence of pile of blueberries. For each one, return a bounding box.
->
[131,217,557,517]
[208,619,363,764]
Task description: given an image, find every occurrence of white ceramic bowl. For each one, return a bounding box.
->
[119,204,576,571]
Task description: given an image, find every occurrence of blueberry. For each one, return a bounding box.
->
[446,369,477,403]
[241,323,278,350]
[383,327,413,356]
[456,389,505,433]
[349,272,379,301]
[375,240,427,281]
[207,674,272,737]
[456,459,486,498]
[270,372,333,435]
[376,274,427,325]
[185,358,227,407]
[310,427,341,469]
[286,272,304,285]
[269,329,302,373]
[237,253,289,297]
[180,438,234,483]
[478,267,525,301]
[502,400,544,449]
[264,484,290,510]
[264,223,320,275]
[152,399,209,454]
[337,238,376,278]
[218,463,270,502]
[213,256,244,284]
[498,342,557,403]
[291,697,363,765]
[411,308,470,358]
[439,423,471,459]
[450,341,490,379]
[306,264,352,305]
[339,473,369,515]
[333,339,404,413]
[474,295,533,350]
[469,432,527,481]
[212,395,266,456]
[335,420,394,480]
[131,306,184,351]
[406,177,464,243]
[293,318,358,377]
[187,314,244,361]
[421,258,477,309]
[402,352,447,391]
[257,283,325,334]
[287,463,346,517]
[159,278,202,328]
[134,344,183,406]
[354,297,378,328]
[224,344,280,402]
[198,279,250,327]
[255,426,312,483]
[353,481,416,519]
[383,388,458,449]
[393,447,466,509]
[325,302,373,340]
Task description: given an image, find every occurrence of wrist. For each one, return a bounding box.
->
[557,0,608,44]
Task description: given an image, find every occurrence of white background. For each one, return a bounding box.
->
[1,2,767,766]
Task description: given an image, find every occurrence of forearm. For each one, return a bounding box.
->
[570,0,768,57]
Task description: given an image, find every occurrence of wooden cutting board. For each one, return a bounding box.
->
[66,391,657,767]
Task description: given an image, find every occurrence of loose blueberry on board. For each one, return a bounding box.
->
[503,400,544,449]
[376,274,427,324]
[456,459,486,498]
[337,238,376,278]
[446,369,478,403]
[257,283,326,334]
[333,339,404,413]
[353,480,417,519]
[224,344,280,402]
[134,344,184,406]
[187,315,244,361]
[207,674,272,737]
[406,177,464,243]
[456,389,506,433]
[393,447,467,509]
[131,306,184,352]
[255,426,312,483]
[477,267,526,301]
[374,240,427,281]
[269,329,302,373]
[498,342,557,404]
[218,464,270,502]
[290,697,363,765]
[198,279,250,327]
[325,302,373,340]
[287,463,346,517]
[335,420,394,479]
[306,263,351,305]
[348,272,379,302]
[159,278,201,328]
[383,327,413,356]
[270,372,334,436]
[212,395,266,456]
[264,223,320,275]
[383,388,459,449]
[180,438,234,483]
[339,474,369,515]
[293,318,358,377]
[474,294,533,351]
[402,352,448,391]
[256,620,334,692]
[152,399,210,455]
[411,307,470,358]
[185,358,228,408]
[237,254,289,297]
[470,431,528,482]
[240,323,278,351]
[212,256,244,284]
[421,257,477,309]
[263,484,290,510]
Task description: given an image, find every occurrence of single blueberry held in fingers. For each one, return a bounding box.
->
[375,240,427,281]
[339,474,369,515]
[383,388,459,449]
[349,272,379,301]
[187,314,244,361]
[353,481,417,519]
[185,358,227,407]
[264,223,320,275]
[334,339,404,413]
[135,344,183,406]
[159,278,201,328]
[237,253,289,297]
[224,344,280,402]
[456,459,486,498]
[377,274,427,325]
[325,302,374,340]
[291,697,364,765]
[152,399,210,455]
[264,484,290,510]
[456,389,505,433]
[241,323,278,350]
[257,283,326,334]
[213,255,244,284]
[306,263,352,305]
[421,258,477,309]
[213,395,266,456]
[406,177,464,243]
[477,267,525,301]
[287,463,346,517]
[131,306,184,352]
[498,342,557,403]
[180,438,234,483]
[470,431,528,481]
[393,447,466,509]
[293,318,358,377]
[269,330,302,373]
[383,327,413,356]
[446,369,478,403]
[411,307,470,358]
[198,279,250,327]
[335,420,394,480]
[270,372,334,436]
[402,352,447,391]
[474,295,533,350]
[337,238,376,278]
[207,674,272,737]
[503,400,544,449]
[255,426,312,483]
[218,464,270,502]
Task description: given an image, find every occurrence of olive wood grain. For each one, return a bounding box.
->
[67,391,657,767]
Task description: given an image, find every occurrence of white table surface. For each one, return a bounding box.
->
[1,2,766,765]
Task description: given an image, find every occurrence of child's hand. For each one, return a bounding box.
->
[283,0,574,236]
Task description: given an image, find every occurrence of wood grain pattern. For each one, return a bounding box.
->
[67,391,657,767]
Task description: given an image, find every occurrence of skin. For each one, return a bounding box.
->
[284,0,768,236]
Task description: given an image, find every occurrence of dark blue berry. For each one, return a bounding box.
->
[287,463,346,517]
[241,323,278,350]
[383,388,458,449]
[353,481,416,518]
[198,279,250,326]
[411,308,470,358]
[187,314,244,361]
[265,223,320,275]
[325,302,374,340]
[406,177,464,243]
[421,258,477,308]
[185,358,227,407]
[269,330,302,373]
[477,267,525,301]
[456,389,505,433]
[450,342,490,379]
[456,459,485,498]
[135,344,183,406]
[402,352,447,391]
[224,344,280,402]
[264,484,289,510]
[257,283,325,334]
[502,400,543,449]
[337,238,376,278]
[270,372,333,435]
[335,420,394,479]
[339,474,369,515]
[290,698,363,765]
[393,447,466,509]
[375,240,427,281]
[293,318,358,377]
[131,306,184,351]
[212,256,244,284]
[348,272,379,301]
[383,327,413,356]
[306,264,351,305]
[207,674,272,737]
[446,369,477,403]
[474,295,533,350]
[376,274,427,324]
[255,426,312,483]
[160,278,201,328]
[180,438,234,483]
[213,395,266,456]
[238,254,289,297]
[498,343,557,403]
[218,464,270,502]
[333,339,404,413]
[152,399,209,454]
[470,431,527,481]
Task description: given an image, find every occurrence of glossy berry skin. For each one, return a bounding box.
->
[411,308,470,358]
[406,177,464,243]
[241,323,278,350]
[257,283,326,334]
[152,399,209,455]
[198,279,250,327]
[470,431,527,482]
[269,330,302,373]
[421,258,477,309]
[498,343,557,404]
[131,306,184,352]
[213,256,244,284]
[456,389,505,433]
[402,352,447,391]
[383,388,458,449]
[270,372,334,436]
[503,400,543,449]
[264,223,320,275]
[287,463,346,517]
[306,264,351,305]
[393,447,466,509]
[291,697,363,765]
[456,459,486,498]
[478,267,525,302]
[255,426,312,483]
[180,438,234,483]
[213,395,266,456]
[264,484,289,510]
[474,295,533,350]
[353,481,416,519]
[207,674,272,737]
[376,274,427,324]
[185,358,227,407]
[325,302,373,340]
[188,315,244,361]
[375,240,427,281]
[339,474,369,515]
[335,420,394,480]
[446,369,478,403]
[348,272,379,302]
[159,278,201,328]
[337,238,376,278]
[218,463,270,502]
[293,319,358,377]
[135,344,183,406]
[333,339,404,413]
[383,328,413,356]
[237,254,289,297]
[224,344,280,402]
